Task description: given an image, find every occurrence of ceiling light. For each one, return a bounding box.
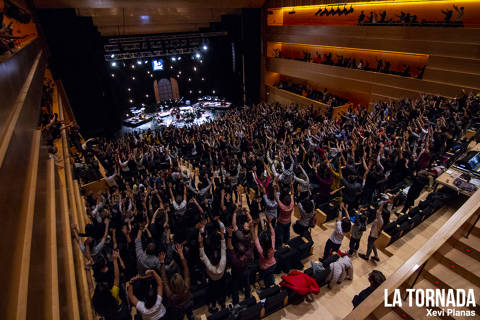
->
[195,53,201,59]
[132,76,135,80]
[137,60,142,65]
[150,74,153,77]
[128,88,131,91]
[110,54,115,58]
[111,62,117,67]
[129,99,133,103]
[189,90,192,93]
[131,65,135,69]
[201,77,205,81]
[144,60,148,63]
[193,67,197,71]
[171,57,177,62]
[212,90,216,94]
[178,56,182,61]
[146,94,149,97]
[170,66,173,69]
[202,45,208,51]
[178,71,182,74]
[111,74,115,77]
[198,90,202,93]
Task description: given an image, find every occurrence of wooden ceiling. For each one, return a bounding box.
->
[33,0,267,36]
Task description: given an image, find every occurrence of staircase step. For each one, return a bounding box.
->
[425,261,480,311]
[412,279,474,320]
[435,248,480,287]
[379,310,404,320]
[455,233,480,262]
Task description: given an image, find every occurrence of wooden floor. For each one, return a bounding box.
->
[187,180,461,320]
[274,201,458,320]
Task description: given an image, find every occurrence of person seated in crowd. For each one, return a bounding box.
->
[352,270,386,308]
[70,91,478,319]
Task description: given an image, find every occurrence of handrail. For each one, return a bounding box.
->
[58,91,94,320]
[344,188,480,320]
[8,130,41,320]
[46,158,60,319]
[57,165,81,320]
[0,51,42,168]
[266,84,330,112]
[52,82,80,320]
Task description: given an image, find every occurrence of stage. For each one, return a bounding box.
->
[121,98,232,133]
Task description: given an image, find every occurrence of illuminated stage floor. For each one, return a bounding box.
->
[121,105,228,133]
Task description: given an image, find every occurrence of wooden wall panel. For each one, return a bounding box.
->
[427,55,480,75]
[0,40,41,136]
[266,26,480,58]
[423,67,480,89]
[267,58,471,98]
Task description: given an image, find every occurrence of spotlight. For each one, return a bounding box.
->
[147,71,150,74]
[146,94,149,97]
[178,56,182,61]
[110,54,115,58]
[111,62,117,67]
[171,57,177,62]
[128,88,131,91]
[193,67,197,71]
[142,103,145,106]
[150,74,153,77]
[201,77,205,81]
[213,90,216,94]
[177,75,180,78]
[202,45,208,51]
[188,78,191,82]
[198,90,202,94]
[137,60,142,65]
[132,76,136,80]
[189,90,192,93]
[200,60,203,63]
[111,74,115,77]
[129,99,133,103]
[178,71,182,74]
[131,65,135,69]
[170,66,173,69]
[144,60,148,63]
[195,53,201,59]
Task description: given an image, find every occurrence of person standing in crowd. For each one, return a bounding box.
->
[322,208,351,260]
[359,200,387,262]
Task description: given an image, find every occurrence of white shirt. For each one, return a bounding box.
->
[136,295,166,320]
[329,221,345,245]
[172,199,187,216]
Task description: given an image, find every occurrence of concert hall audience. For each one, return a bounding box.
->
[273,80,348,107]
[274,49,425,79]
[72,91,479,318]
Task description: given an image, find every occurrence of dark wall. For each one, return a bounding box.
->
[242,8,262,105]
[36,9,261,135]
[36,9,119,136]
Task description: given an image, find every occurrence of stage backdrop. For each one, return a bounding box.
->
[157,78,173,101]
[170,77,180,100]
[153,80,160,104]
